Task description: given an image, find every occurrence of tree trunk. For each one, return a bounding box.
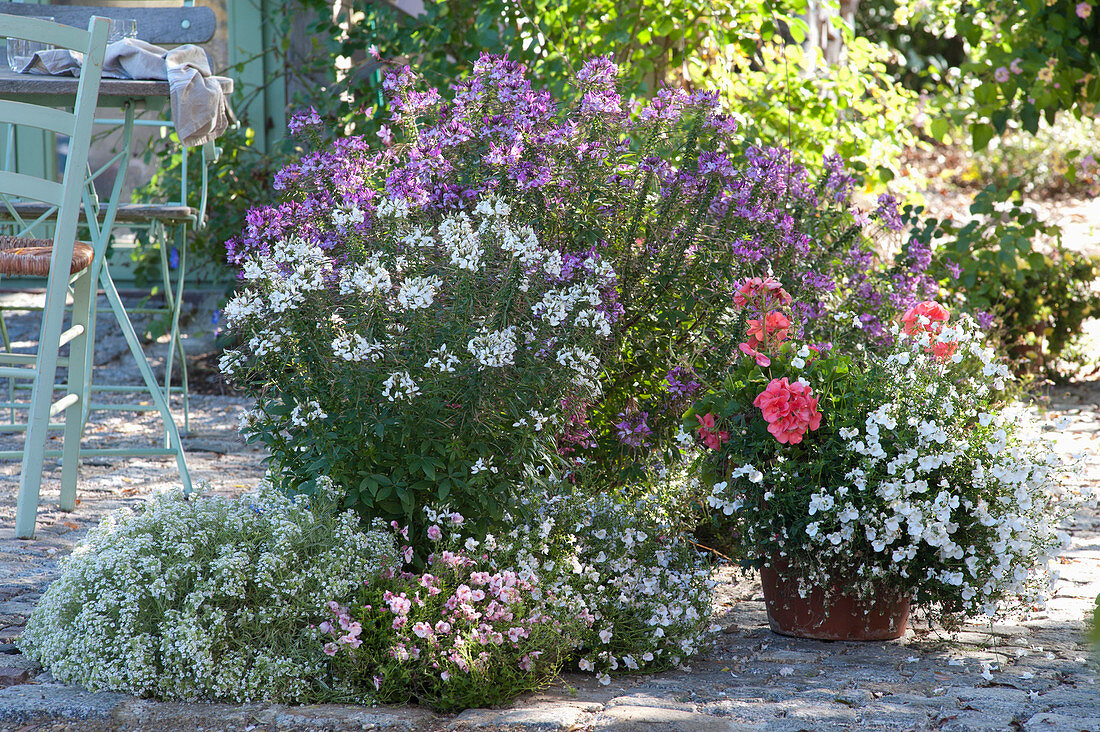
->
[804,0,860,66]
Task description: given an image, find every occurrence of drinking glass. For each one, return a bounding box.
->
[6,17,56,72]
[108,18,138,43]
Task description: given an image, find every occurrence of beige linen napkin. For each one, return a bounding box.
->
[20,39,230,147]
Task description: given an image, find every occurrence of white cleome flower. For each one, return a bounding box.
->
[467,327,518,369]
[424,344,460,373]
[381,371,420,401]
[438,211,482,271]
[395,275,442,310]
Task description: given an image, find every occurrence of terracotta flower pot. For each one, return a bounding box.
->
[759,560,910,641]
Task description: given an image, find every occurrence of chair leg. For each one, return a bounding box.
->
[78,270,99,433]
[59,272,93,512]
[14,271,71,539]
[99,266,191,494]
[169,224,189,435]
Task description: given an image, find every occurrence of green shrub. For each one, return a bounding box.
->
[966,116,1100,197]
[906,183,1100,375]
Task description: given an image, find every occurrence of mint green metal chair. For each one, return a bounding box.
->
[0,14,110,539]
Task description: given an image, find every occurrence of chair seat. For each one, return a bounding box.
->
[3,201,198,223]
[0,236,94,277]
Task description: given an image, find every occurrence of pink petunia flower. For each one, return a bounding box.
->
[1077,2,1091,18]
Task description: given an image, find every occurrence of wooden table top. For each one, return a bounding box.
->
[0,68,233,97]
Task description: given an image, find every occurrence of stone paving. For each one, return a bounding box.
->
[0,297,1098,731]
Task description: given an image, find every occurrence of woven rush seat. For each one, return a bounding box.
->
[0,236,94,277]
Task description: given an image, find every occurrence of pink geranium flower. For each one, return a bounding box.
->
[738,341,771,367]
[902,301,958,362]
[696,413,729,450]
[901,301,950,336]
[747,310,791,346]
[932,340,958,361]
[733,276,792,309]
[753,377,822,445]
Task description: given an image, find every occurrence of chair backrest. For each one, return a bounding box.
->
[0,3,214,45]
[0,15,109,269]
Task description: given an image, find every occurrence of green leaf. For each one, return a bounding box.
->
[929,117,951,142]
[787,17,808,43]
[1021,105,1040,135]
[971,123,995,151]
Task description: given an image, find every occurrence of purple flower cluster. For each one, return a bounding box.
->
[874,193,905,232]
[665,366,701,399]
[615,410,653,449]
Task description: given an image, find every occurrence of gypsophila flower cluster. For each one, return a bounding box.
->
[19,480,398,702]
[695,300,1081,625]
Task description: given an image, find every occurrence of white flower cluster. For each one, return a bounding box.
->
[706,464,761,516]
[375,196,410,219]
[338,256,392,296]
[221,193,613,421]
[512,408,553,432]
[396,275,441,310]
[382,371,420,401]
[489,491,715,684]
[534,282,611,336]
[290,399,327,427]
[19,481,398,703]
[423,344,459,373]
[330,203,365,228]
[331,332,384,362]
[556,346,602,393]
[439,211,483,271]
[467,326,518,369]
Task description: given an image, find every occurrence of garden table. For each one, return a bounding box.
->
[0,68,233,492]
